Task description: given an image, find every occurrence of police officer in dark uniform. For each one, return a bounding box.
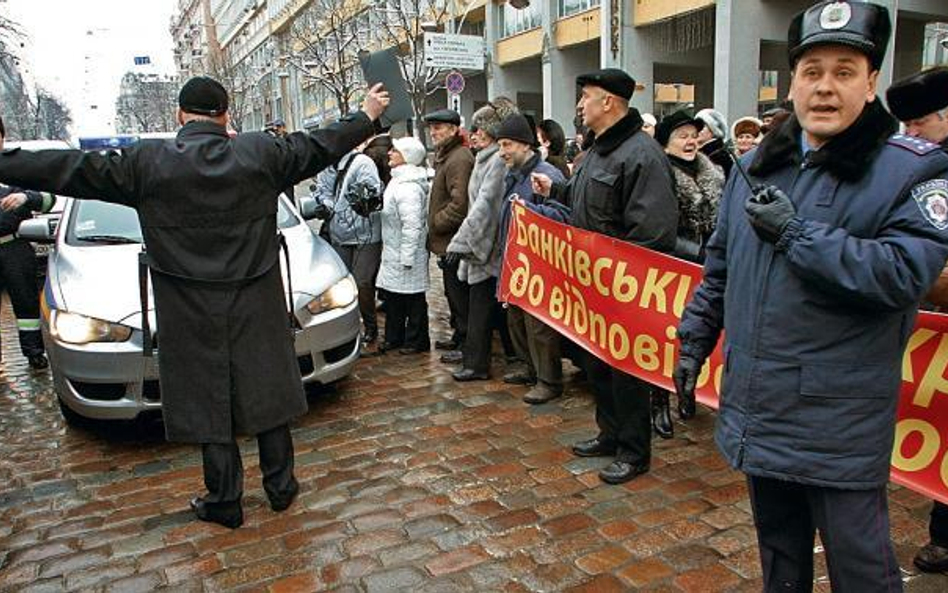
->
[532,68,678,484]
[0,115,55,370]
[0,77,390,529]
[886,65,948,574]
[674,3,948,590]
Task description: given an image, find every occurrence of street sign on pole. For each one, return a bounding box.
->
[445,71,465,95]
[424,33,485,71]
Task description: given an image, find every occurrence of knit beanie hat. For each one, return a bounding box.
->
[496,114,536,147]
[471,96,518,139]
[696,108,728,141]
[392,136,427,167]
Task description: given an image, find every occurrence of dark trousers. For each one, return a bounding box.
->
[585,353,651,463]
[463,277,500,374]
[747,475,902,593]
[507,305,562,391]
[440,256,469,347]
[382,291,429,350]
[0,241,44,357]
[930,501,948,547]
[201,423,296,504]
[332,243,382,334]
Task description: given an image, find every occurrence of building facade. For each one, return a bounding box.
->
[170,0,948,135]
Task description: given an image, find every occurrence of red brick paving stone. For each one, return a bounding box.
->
[282,521,348,551]
[722,546,764,579]
[543,513,597,537]
[529,465,571,484]
[596,519,639,541]
[633,506,679,528]
[703,482,749,505]
[563,573,628,593]
[424,544,491,576]
[616,556,676,588]
[6,539,78,565]
[343,529,406,556]
[351,509,403,531]
[485,526,546,555]
[475,462,525,479]
[664,518,718,542]
[674,562,742,593]
[163,555,224,585]
[623,530,679,559]
[621,472,664,492]
[268,572,325,593]
[205,560,285,592]
[535,477,587,498]
[137,542,197,572]
[321,556,383,587]
[447,483,496,505]
[222,538,286,568]
[521,449,574,468]
[574,544,633,575]
[488,508,540,532]
[707,525,758,556]
[661,544,723,571]
[37,548,110,579]
[64,562,136,590]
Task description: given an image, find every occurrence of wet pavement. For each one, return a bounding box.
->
[1,283,947,592]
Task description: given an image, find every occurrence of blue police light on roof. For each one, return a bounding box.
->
[78,136,140,151]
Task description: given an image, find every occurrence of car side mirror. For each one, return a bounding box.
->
[18,218,56,243]
[298,194,319,220]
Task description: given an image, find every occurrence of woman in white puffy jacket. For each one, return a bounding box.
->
[376,136,431,353]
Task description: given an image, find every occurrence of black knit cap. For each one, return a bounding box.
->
[576,68,636,101]
[887,67,948,122]
[655,110,705,147]
[788,2,891,71]
[496,114,537,147]
[178,76,229,116]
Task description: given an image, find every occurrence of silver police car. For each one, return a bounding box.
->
[20,193,361,424]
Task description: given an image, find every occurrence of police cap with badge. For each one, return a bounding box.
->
[886,67,948,123]
[788,1,891,70]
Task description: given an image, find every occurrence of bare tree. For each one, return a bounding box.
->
[114,72,177,134]
[211,56,256,133]
[32,87,72,140]
[285,0,370,118]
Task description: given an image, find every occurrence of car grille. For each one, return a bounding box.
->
[70,380,125,401]
[324,338,358,364]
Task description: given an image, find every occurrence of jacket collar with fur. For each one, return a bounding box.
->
[591,109,645,156]
[749,99,897,182]
[435,133,465,165]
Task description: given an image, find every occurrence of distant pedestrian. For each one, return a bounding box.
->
[731,116,763,155]
[537,119,571,179]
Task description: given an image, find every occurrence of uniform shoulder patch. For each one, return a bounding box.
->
[912,179,948,230]
[889,134,941,156]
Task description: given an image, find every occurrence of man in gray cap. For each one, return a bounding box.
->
[533,68,678,484]
[0,76,390,529]
[675,2,948,589]
[887,65,948,574]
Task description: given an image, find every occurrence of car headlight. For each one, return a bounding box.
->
[50,310,132,344]
[305,275,358,315]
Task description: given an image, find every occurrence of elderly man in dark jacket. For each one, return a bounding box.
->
[675,3,948,590]
[887,65,948,574]
[0,77,390,529]
[533,68,678,485]
[426,109,474,353]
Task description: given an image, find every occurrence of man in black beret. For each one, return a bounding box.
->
[424,108,473,354]
[675,2,948,590]
[887,65,948,574]
[533,67,678,485]
[0,77,390,529]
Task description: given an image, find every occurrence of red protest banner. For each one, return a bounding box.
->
[499,202,948,504]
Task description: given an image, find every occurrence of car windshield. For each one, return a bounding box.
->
[67,196,299,245]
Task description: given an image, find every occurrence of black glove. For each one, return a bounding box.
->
[673,355,702,419]
[442,251,463,267]
[745,185,796,244]
[312,203,333,221]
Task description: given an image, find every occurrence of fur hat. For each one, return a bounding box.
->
[655,110,705,147]
[641,113,657,128]
[887,66,948,122]
[471,96,518,139]
[392,136,427,167]
[731,116,763,140]
[696,109,728,141]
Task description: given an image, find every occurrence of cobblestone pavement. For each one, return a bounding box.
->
[1,284,947,593]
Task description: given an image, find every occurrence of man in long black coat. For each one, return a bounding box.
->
[0,77,389,528]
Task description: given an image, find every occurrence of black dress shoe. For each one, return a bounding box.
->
[914,542,948,573]
[268,479,299,512]
[651,390,674,440]
[27,354,49,370]
[571,437,618,458]
[435,339,458,350]
[190,497,243,529]
[599,460,650,485]
[440,350,463,364]
[503,370,536,386]
[523,384,562,404]
[399,344,430,355]
[452,368,489,382]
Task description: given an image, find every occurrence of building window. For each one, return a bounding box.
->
[500,2,542,38]
[558,0,600,19]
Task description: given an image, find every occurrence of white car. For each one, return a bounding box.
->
[20,192,361,424]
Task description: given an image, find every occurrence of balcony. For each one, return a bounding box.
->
[496,27,544,65]
[633,0,715,26]
[555,6,600,49]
